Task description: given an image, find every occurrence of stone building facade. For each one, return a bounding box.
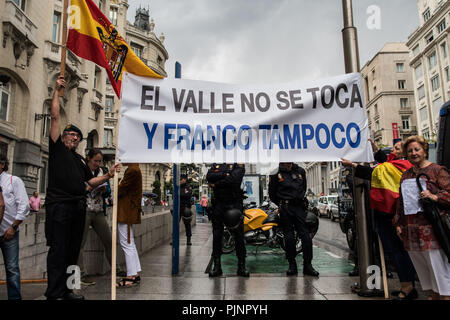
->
[361,42,418,147]
[407,0,450,140]
[0,0,170,197]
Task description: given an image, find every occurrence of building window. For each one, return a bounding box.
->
[396,63,404,73]
[51,12,61,43]
[109,6,118,26]
[398,80,406,89]
[13,0,26,11]
[104,129,113,147]
[0,142,7,159]
[425,32,434,44]
[400,98,408,108]
[375,120,380,131]
[423,8,431,22]
[423,128,430,140]
[413,44,420,57]
[98,0,103,12]
[418,85,426,100]
[431,75,440,91]
[39,160,48,194]
[428,51,437,69]
[415,64,423,79]
[401,116,410,130]
[0,83,10,121]
[441,42,447,59]
[438,19,446,33]
[373,86,377,95]
[420,106,429,122]
[131,43,143,60]
[372,69,376,80]
[433,97,443,118]
[446,67,450,82]
[94,67,101,89]
[42,105,51,138]
[105,96,114,113]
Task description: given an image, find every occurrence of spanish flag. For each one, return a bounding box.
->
[66,0,163,97]
[370,156,413,214]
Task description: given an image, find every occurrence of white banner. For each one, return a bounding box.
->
[118,72,374,164]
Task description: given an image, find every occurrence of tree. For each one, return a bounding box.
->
[152,179,162,204]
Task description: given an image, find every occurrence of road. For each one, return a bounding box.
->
[312,215,355,267]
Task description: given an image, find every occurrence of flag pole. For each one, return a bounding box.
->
[59,0,69,97]
[111,95,123,300]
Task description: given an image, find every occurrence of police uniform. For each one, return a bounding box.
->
[269,163,319,276]
[180,178,193,245]
[206,163,249,277]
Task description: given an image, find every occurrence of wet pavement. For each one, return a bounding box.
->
[0,214,430,300]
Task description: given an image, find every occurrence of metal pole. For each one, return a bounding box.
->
[341,0,373,295]
[172,62,182,275]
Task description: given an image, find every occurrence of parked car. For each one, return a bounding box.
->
[317,195,339,220]
[308,198,319,216]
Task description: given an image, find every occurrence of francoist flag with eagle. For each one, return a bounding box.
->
[66,0,163,97]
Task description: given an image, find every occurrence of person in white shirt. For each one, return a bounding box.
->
[0,154,30,300]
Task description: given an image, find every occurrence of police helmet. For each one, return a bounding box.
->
[223,208,242,230]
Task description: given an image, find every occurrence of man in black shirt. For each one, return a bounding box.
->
[269,162,319,277]
[180,174,193,245]
[44,77,120,300]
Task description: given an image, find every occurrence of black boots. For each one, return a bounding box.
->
[286,259,298,276]
[209,257,223,277]
[237,258,250,277]
[286,260,319,277]
[303,263,319,277]
[187,236,192,246]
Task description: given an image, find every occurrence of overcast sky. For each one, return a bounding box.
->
[126,0,419,85]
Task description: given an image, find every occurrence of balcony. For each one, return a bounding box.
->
[374,129,383,139]
[2,0,38,66]
[399,107,413,115]
[399,125,417,134]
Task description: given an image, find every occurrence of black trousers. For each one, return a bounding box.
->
[45,201,86,299]
[279,203,313,264]
[211,202,246,260]
[374,214,416,284]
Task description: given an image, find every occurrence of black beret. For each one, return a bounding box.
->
[63,124,83,140]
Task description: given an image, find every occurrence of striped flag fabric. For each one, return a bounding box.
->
[370,158,413,214]
[67,0,163,97]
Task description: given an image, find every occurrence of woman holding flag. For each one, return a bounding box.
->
[342,138,417,300]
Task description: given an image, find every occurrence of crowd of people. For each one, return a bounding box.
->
[0,77,448,300]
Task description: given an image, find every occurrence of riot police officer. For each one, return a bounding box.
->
[206,163,249,277]
[269,162,319,277]
[180,174,193,245]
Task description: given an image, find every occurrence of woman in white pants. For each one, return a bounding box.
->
[116,163,143,288]
[394,136,450,300]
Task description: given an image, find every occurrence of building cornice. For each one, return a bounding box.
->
[406,1,450,47]
[366,90,415,108]
[361,49,410,72]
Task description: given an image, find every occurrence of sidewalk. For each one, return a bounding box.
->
[0,215,428,300]
[74,216,428,300]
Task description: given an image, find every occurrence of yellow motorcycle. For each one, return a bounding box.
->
[222,201,319,256]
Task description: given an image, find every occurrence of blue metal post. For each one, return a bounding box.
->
[172,62,182,275]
